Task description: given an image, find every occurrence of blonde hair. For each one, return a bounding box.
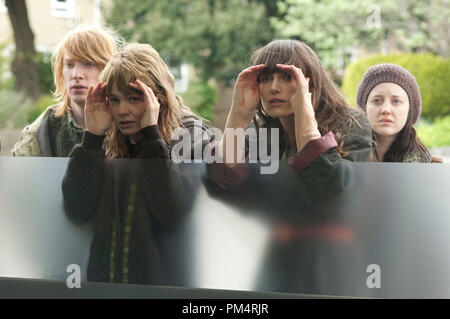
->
[99,43,194,158]
[52,24,121,118]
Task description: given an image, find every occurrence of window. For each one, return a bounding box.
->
[51,0,75,18]
[0,0,7,14]
[172,63,189,93]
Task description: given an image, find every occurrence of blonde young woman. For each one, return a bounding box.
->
[78,43,209,159]
[62,43,212,285]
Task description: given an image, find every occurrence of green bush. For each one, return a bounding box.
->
[0,90,54,129]
[181,81,217,122]
[342,53,450,120]
[416,116,450,148]
[1,43,54,94]
[34,51,55,95]
[0,90,33,128]
[0,43,14,91]
[25,94,55,124]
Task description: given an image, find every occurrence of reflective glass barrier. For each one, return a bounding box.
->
[0,157,449,298]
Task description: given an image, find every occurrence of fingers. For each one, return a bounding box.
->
[92,82,103,94]
[129,80,159,106]
[276,64,307,81]
[276,64,301,82]
[239,64,265,79]
[99,82,107,100]
[276,64,310,90]
[87,83,106,110]
[87,85,95,101]
[136,80,156,103]
[128,82,142,94]
[243,64,266,73]
[89,82,106,100]
[432,156,444,163]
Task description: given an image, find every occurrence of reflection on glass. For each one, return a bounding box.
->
[62,157,198,285]
[1,157,450,298]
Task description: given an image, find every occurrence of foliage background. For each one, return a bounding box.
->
[106,0,275,85]
[1,0,449,150]
[342,53,450,120]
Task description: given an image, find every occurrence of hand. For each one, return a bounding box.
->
[276,64,320,152]
[276,64,313,114]
[432,156,444,163]
[233,64,265,113]
[85,82,112,135]
[129,79,160,128]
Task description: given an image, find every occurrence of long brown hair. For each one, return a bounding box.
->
[374,112,431,162]
[252,40,359,157]
[99,43,194,158]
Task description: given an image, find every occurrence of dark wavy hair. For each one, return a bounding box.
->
[251,39,360,157]
[374,112,431,162]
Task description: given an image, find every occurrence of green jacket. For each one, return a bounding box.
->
[11,104,83,157]
[401,150,432,163]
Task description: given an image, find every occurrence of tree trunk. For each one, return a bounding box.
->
[5,0,41,101]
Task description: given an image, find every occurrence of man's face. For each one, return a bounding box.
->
[62,54,101,110]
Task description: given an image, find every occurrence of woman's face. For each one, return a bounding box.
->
[259,71,297,118]
[109,83,147,137]
[366,82,410,139]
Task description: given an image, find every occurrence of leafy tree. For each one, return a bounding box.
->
[5,0,40,100]
[106,0,275,84]
[272,0,450,71]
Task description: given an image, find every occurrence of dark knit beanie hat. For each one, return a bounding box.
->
[356,63,422,125]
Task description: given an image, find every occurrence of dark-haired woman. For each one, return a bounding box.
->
[356,63,434,162]
[204,40,374,295]
[208,39,372,194]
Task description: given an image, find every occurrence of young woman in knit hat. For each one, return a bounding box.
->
[356,63,433,162]
[208,39,372,193]
[62,43,212,285]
